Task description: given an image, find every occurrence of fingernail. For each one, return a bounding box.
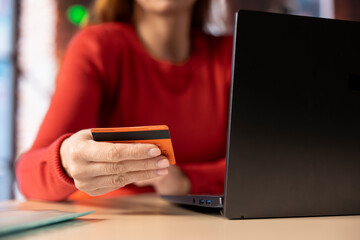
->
[148,148,161,157]
[157,159,169,168]
[157,168,169,176]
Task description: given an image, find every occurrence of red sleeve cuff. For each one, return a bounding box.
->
[50,133,76,188]
[16,133,78,201]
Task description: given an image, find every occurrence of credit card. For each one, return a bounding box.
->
[91,125,176,165]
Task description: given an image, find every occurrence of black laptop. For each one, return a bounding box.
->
[161,10,360,219]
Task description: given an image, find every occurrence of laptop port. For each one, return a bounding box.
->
[199,199,205,205]
[206,200,211,205]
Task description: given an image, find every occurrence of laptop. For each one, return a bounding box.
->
[161,10,360,219]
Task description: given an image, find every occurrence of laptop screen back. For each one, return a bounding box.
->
[224,10,360,219]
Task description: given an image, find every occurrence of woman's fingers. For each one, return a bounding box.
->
[62,129,170,197]
[73,156,170,178]
[79,140,162,162]
[77,168,169,191]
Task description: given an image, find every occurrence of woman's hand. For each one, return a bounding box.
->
[134,165,191,195]
[60,129,170,196]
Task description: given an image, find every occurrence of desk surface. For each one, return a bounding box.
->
[1,194,360,240]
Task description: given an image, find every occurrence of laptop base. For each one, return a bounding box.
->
[160,195,224,208]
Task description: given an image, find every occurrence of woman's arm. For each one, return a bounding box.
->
[16,27,105,201]
[16,26,170,201]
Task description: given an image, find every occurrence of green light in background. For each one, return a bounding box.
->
[67,5,88,26]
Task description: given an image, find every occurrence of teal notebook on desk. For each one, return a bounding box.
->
[0,209,94,236]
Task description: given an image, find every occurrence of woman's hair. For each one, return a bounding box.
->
[89,0,210,31]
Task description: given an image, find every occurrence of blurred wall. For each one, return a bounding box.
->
[0,0,16,200]
[56,0,92,64]
[17,0,57,162]
[335,0,360,21]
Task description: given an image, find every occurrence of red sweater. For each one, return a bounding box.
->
[16,23,233,201]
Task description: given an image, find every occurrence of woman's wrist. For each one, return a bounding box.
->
[60,137,72,178]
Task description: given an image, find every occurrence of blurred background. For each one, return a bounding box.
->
[0,0,359,200]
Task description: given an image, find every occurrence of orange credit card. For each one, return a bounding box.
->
[91,125,176,165]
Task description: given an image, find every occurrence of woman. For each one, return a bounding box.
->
[16,0,233,201]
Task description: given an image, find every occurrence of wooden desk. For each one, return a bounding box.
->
[1,194,360,240]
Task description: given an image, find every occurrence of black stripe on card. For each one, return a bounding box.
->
[92,130,170,141]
